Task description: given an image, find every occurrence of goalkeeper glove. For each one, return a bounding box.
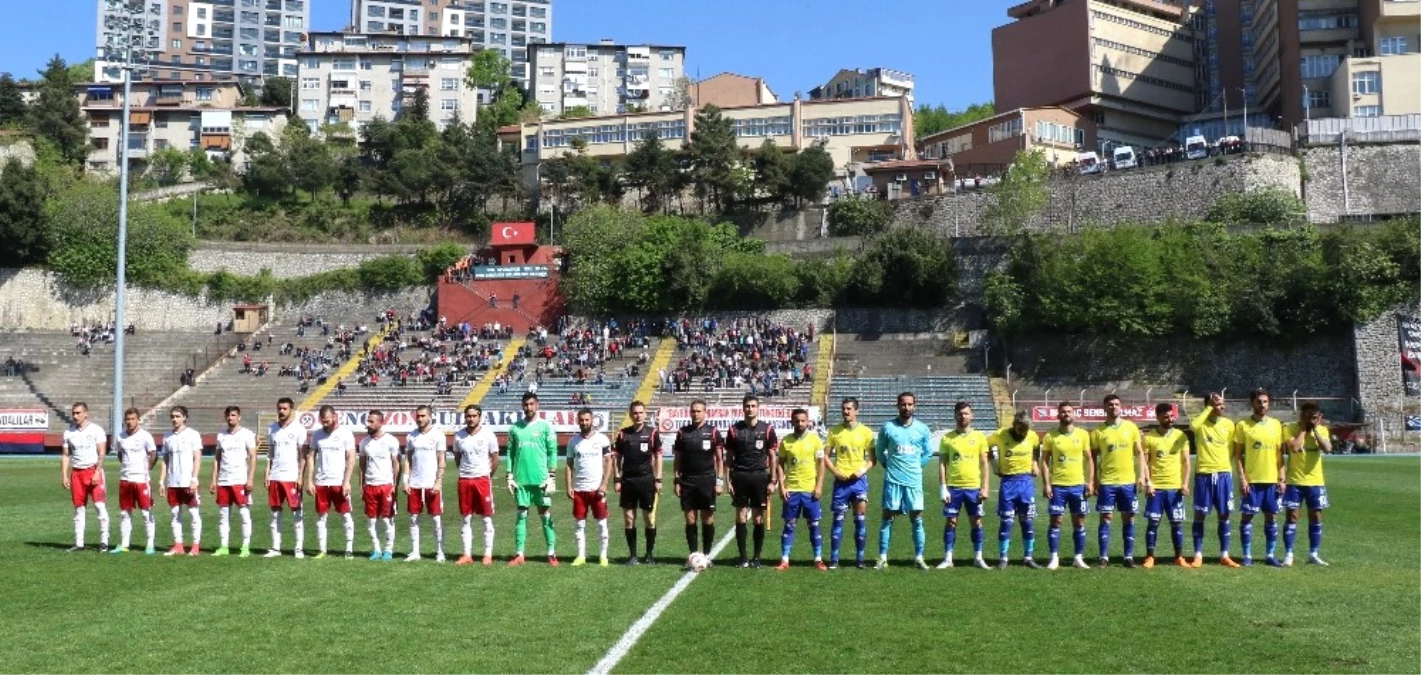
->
[505,475,517,494]
[542,476,556,495]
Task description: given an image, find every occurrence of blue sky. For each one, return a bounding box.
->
[1,0,1003,108]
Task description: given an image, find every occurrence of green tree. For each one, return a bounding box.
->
[145,146,189,186]
[749,139,790,205]
[827,196,894,236]
[984,148,1050,235]
[685,105,739,212]
[666,76,695,111]
[914,101,995,138]
[466,49,513,92]
[1205,187,1306,227]
[186,149,214,181]
[559,205,648,314]
[845,227,959,308]
[66,58,96,85]
[29,55,87,165]
[283,126,336,200]
[334,154,361,206]
[625,131,680,213]
[240,131,290,198]
[792,252,854,307]
[46,182,193,288]
[0,73,26,128]
[467,50,535,135]
[259,77,294,109]
[559,105,594,120]
[356,255,422,290]
[708,252,800,310]
[0,158,49,266]
[786,145,835,206]
[416,243,467,281]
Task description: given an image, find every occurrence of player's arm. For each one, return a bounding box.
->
[720,428,734,494]
[156,443,168,488]
[651,435,663,494]
[812,439,825,498]
[1134,430,1146,488]
[713,430,725,495]
[774,445,787,500]
[95,432,108,476]
[189,439,202,488]
[1285,423,1307,452]
[917,428,933,468]
[435,434,448,493]
[765,427,780,493]
[672,432,683,496]
[401,439,413,494]
[1232,430,1249,493]
[862,436,876,478]
[1040,439,1053,497]
[564,441,576,501]
[1180,437,1192,495]
[1031,441,1042,478]
[938,441,950,503]
[979,442,991,499]
[244,435,257,490]
[210,443,223,493]
[60,436,71,488]
[1314,425,1331,454]
[303,442,315,494]
[146,437,158,472]
[1084,442,1096,495]
[358,446,368,489]
[342,439,356,495]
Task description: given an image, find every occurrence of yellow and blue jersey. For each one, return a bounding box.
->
[990,428,1039,476]
[1234,416,1284,484]
[939,429,989,488]
[1283,422,1327,487]
[778,432,824,493]
[826,423,875,478]
[1190,413,1235,474]
[1043,427,1091,486]
[1092,421,1141,485]
[1144,426,1189,490]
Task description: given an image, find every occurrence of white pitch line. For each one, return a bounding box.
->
[586,528,738,675]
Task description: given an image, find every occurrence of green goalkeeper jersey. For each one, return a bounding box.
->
[507,417,558,487]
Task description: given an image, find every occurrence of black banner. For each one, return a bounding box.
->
[1399,314,1421,398]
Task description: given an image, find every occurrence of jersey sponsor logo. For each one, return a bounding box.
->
[755,440,763,449]
[639,442,648,452]
[701,439,711,450]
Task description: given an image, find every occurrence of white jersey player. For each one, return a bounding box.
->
[211,407,257,557]
[265,397,308,558]
[452,405,500,565]
[111,408,157,554]
[402,406,447,562]
[61,402,109,551]
[565,409,612,567]
[159,406,203,556]
[305,405,357,558]
[359,410,401,560]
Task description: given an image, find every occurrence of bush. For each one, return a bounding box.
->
[416,243,467,282]
[47,183,193,288]
[827,197,895,236]
[356,255,423,290]
[707,252,800,310]
[1206,187,1306,227]
[843,227,959,309]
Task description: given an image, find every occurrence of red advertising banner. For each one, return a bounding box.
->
[1029,404,1176,424]
[294,408,608,434]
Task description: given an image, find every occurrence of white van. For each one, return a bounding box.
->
[1185,135,1209,160]
[1112,146,1138,170]
[1076,151,1104,175]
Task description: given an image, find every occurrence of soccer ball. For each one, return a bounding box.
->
[687,551,710,572]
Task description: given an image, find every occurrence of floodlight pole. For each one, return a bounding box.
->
[112,67,131,433]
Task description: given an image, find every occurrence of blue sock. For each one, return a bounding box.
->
[781,520,796,559]
[1146,518,1160,554]
[1283,522,1297,555]
[970,525,984,554]
[944,523,956,555]
[1021,518,1035,558]
[854,514,867,561]
[1308,521,1322,555]
[1264,521,1278,557]
[1123,520,1135,558]
[1192,520,1205,555]
[1170,522,1184,557]
[998,516,1014,558]
[1241,520,1253,557]
[1048,524,1061,555]
[910,517,925,558]
[1073,526,1086,556]
[878,517,892,557]
[809,520,822,559]
[1219,519,1232,555]
[830,512,844,561]
[1098,521,1111,558]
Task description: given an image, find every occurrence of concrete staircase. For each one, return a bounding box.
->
[831,334,970,378]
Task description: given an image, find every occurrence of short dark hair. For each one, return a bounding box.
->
[628,400,645,411]
[123,407,140,418]
[897,392,916,404]
[224,405,241,416]
[277,397,295,408]
[368,409,384,421]
[1300,401,1321,417]
[463,404,482,415]
[1012,411,1030,425]
[577,407,594,418]
[1155,402,1173,416]
[522,392,539,403]
[1250,388,1270,403]
[171,405,189,419]
[1057,401,1074,411]
[415,404,432,415]
[954,401,972,413]
[742,394,759,406]
[1103,394,1121,405]
[841,397,860,409]
[72,402,89,413]
[690,399,707,409]
[318,404,336,416]
[1206,392,1223,403]
[791,408,808,419]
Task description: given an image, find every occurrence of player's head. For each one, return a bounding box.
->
[1250,388,1270,417]
[276,397,295,423]
[896,392,916,420]
[628,400,646,426]
[224,405,241,428]
[1057,401,1074,427]
[366,409,384,435]
[318,404,337,431]
[954,401,973,429]
[1010,411,1031,440]
[742,394,759,422]
[71,402,88,426]
[1206,392,1225,417]
[690,399,707,426]
[463,404,481,430]
[1102,394,1122,421]
[1155,402,1176,428]
[840,397,859,425]
[522,392,540,419]
[1300,401,1321,427]
[577,407,595,434]
[791,408,808,434]
[123,407,140,433]
[414,404,433,431]
[169,405,189,430]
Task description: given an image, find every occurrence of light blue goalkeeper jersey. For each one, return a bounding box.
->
[876,417,933,487]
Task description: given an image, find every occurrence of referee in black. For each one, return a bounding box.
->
[613,400,661,564]
[724,394,778,568]
[674,399,723,564]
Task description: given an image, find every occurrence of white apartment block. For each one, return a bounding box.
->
[95,0,310,83]
[809,68,916,105]
[528,41,687,118]
[297,31,479,135]
[349,0,551,88]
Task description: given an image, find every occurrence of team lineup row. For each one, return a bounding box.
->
[56,388,1332,571]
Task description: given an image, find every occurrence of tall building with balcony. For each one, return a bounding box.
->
[349,0,552,89]
[808,68,916,105]
[297,32,480,135]
[94,0,311,83]
[528,41,687,118]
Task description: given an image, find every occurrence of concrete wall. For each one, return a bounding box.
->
[0,138,36,171]
[187,243,424,278]
[1302,142,1421,223]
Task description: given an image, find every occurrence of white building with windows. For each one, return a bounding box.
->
[94,0,310,83]
[528,40,686,118]
[348,0,551,89]
[296,31,478,135]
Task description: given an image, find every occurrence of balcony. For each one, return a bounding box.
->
[201,133,232,150]
[627,50,650,62]
[126,135,150,157]
[155,87,185,105]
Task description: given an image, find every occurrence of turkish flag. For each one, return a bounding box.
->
[491,222,536,246]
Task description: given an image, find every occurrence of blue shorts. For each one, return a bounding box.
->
[943,487,983,519]
[1283,485,1329,511]
[1192,472,1234,517]
[1096,484,1138,514]
[1145,489,1186,521]
[783,492,823,521]
[1240,483,1281,515]
[997,475,1036,518]
[831,476,869,513]
[882,482,924,514]
[1048,485,1089,517]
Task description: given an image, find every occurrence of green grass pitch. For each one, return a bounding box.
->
[0,456,1415,673]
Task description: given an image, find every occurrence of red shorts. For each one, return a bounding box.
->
[572,490,609,521]
[118,480,153,510]
[407,488,443,516]
[362,484,396,518]
[457,477,495,517]
[166,487,200,508]
[69,467,107,507]
[215,485,250,507]
[314,485,351,515]
[267,481,302,510]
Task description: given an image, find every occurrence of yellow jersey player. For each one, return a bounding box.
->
[937,402,991,569]
[1189,392,1240,567]
[1233,388,1285,567]
[1040,402,1093,570]
[990,412,1041,570]
[775,409,826,570]
[1282,402,1331,567]
[1142,403,1191,568]
[1091,394,1143,567]
[824,398,876,569]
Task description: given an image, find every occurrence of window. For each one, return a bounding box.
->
[658,68,674,79]
[1298,11,1358,31]
[172,5,182,15]
[155,139,169,150]
[491,32,506,44]
[360,59,373,71]
[659,50,676,61]
[241,27,260,40]
[196,87,214,101]
[987,117,1023,143]
[1380,36,1408,55]
[565,46,586,59]
[283,15,302,28]
[302,57,318,69]
[359,80,372,91]
[539,66,554,77]
[173,21,182,32]
[1032,120,1080,147]
[730,115,792,137]
[658,86,672,97]
[589,66,599,77]
[530,21,546,33]
[1299,54,1343,79]
[155,115,168,128]
[333,58,357,71]
[490,2,508,12]
[359,101,372,112]
[367,4,384,16]
[1355,105,1381,117]
[92,137,110,150]
[490,17,506,28]
[172,39,182,49]
[196,7,206,18]
[1352,71,1379,95]
[440,98,458,111]
[1306,88,1331,110]
[301,77,320,89]
[196,24,206,36]
[441,77,458,90]
[530,6,546,17]
[301,98,318,112]
[240,11,258,23]
[440,57,461,70]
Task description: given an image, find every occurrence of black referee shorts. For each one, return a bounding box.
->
[679,474,717,512]
[618,476,657,511]
[730,470,770,509]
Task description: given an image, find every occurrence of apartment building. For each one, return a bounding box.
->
[79,79,288,175]
[918,106,1098,174]
[993,0,1200,149]
[296,32,479,135]
[692,73,777,109]
[349,0,551,87]
[1323,0,1421,117]
[94,0,311,83]
[528,41,687,118]
[808,68,915,104]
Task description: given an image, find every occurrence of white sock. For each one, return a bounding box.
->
[143,509,155,549]
[342,513,355,553]
[293,509,305,551]
[239,507,252,548]
[120,511,133,549]
[317,513,329,553]
[597,518,609,558]
[410,516,421,555]
[368,518,382,553]
[170,506,183,544]
[432,515,444,555]
[270,510,282,551]
[219,507,231,547]
[95,503,109,547]
[383,517,396,552]
[575,519,587,558]
[462,515,474,557]
[74,507,86,547]
[482,517,494,557]
[188,507,202,545]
